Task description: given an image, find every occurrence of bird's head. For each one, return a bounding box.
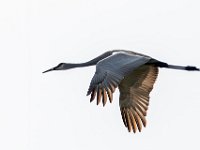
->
[43,63,77,73]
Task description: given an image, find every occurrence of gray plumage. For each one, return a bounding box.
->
[43,50,199,133]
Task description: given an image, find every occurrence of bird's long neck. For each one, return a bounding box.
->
[65,61,96,68]
[67,51,113,68]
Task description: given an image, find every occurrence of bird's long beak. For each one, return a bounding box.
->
[43,67,55,73]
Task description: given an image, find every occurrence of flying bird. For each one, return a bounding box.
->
[43,50,199,133]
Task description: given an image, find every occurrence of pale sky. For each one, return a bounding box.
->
[1,0,200,150]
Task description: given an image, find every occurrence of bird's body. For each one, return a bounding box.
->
[43,50,199,133]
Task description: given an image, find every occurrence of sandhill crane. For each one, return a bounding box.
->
[43,50,199,133]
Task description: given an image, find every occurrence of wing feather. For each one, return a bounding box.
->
[119,65,158,132]
[120,108,128,127]
[97,87,102,105]
[125,109,132,132]
[90,87,97,102]
[129,109,137,133]
[102,89,107,106]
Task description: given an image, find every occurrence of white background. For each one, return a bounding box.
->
[0,0,200,150]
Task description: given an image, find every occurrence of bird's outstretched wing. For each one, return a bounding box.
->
[87,52,152,106]
[119,65,158,132]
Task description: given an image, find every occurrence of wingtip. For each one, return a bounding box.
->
[86,91,91,96]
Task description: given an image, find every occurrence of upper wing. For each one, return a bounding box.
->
[119,65,158,132]
[87,52,152,106]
